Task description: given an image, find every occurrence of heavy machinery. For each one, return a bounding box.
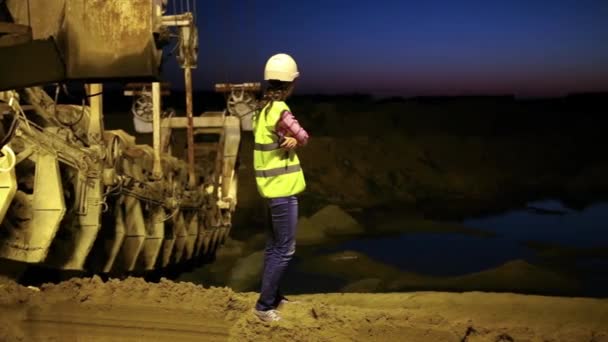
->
[0,0,259,277]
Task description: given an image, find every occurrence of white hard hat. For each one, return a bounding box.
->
[264,53,299,82]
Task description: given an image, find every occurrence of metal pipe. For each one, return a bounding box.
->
[86,83,103,143]
[161,14,192,27]
[152,82,163,179]
[184,67,195,188]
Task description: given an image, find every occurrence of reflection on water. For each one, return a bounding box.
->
[329,233,536,277]
[322,200,608,297]
[465,200,608,248]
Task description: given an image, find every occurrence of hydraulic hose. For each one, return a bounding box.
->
[0,113,18,150]
[0,145,16,173]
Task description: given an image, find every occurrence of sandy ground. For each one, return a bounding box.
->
[1,277,607,342]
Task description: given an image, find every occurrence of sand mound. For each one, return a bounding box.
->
[230,291,608,342]
[0,277,33,306]
[309,205,364,237]
[1,277,607,341]
[296,205,365,245]
[296,216,327,245]
[229,300,420,342]
[228,251,264,291]
[41,276,250,317]
[2,276,250,322]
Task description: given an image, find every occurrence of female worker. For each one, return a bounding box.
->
[252,53,309,322]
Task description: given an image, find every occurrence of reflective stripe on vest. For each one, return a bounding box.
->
[254,164,301,178]
[254,142,281,151]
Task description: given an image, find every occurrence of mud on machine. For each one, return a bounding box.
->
[0,0,259,278]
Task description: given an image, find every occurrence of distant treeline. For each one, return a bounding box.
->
[38,82,607,115]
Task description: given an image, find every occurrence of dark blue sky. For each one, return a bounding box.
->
[162,0,608,97]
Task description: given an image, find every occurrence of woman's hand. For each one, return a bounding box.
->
[280,136,298,150]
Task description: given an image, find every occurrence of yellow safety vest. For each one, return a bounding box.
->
[253,101,306,198]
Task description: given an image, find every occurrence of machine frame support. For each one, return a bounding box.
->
[185,67,196,188]
[152,81,163,179]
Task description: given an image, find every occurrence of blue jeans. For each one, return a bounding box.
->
[255,195,298,311]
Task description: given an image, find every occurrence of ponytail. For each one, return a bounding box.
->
[256,80,292,118]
